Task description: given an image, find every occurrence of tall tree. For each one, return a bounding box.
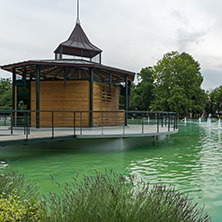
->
[0,78,12,110]
[150,51,207,115]
[130,67,154,110]
[206,86,222,114]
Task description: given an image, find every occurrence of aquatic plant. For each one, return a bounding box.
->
[45,170,211,222]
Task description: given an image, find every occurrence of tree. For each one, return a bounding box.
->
[0,78,12,110]
[206,86,222,115]
[130,67,154,110]
[150,51,207,115]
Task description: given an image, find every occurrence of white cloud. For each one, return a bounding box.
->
[0,0,222,90]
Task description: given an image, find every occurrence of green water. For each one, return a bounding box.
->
[1,122,222,221]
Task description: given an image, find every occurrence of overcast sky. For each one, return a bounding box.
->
[0,0,222,90]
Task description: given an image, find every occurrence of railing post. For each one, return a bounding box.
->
[73,112,76,136]
[157,113,159,133]
[142,117,144,134]
[80,112,82,135]
[4,114,6,126]
[173,114,176,130]
[168,113,170,132]
[11,111,13,135]
[52,111,54,139]
[102,112,104,135]
[161,114,163,127]
[176,114,178,129]
[24,112,26,135]
[123,111,125,135]
[24,111,30,142]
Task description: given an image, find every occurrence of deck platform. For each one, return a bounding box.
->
[0,111,178,150]
[0,124,178,149]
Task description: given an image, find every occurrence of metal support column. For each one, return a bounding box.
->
[23,66,26,88]
[125,75,128,126]
[99,53,102,64]
[59,47,63,59]
[12,68,16,127]
[89,68,94,127]
[36,65,40,128]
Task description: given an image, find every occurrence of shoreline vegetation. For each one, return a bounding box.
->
[0,170,211,222]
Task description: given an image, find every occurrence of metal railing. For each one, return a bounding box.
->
[0,110,177,142]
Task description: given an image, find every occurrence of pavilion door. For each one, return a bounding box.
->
[16,82,31,126]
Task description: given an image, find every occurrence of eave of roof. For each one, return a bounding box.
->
[0,59,135,81]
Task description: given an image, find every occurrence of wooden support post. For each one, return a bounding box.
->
[89,68,94,127]
[36,65,40,128]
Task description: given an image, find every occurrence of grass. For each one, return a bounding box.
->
[0,170,212,222]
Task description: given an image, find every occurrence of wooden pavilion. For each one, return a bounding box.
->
[1,4,135,128]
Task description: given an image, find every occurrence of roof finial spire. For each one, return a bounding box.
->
[76,0,80,25]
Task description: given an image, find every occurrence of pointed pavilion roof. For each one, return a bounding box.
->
[54,23,102,59]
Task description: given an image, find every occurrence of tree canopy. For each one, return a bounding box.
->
[206,86,222,114]
[130,67,154,110]
[0,78,12,110]
[149,51,207,115]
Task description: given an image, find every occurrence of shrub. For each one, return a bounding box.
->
[0,170,212,221]
[44,170,212,222]
[0,192,46,222]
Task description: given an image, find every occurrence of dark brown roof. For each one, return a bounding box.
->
[1,59,135,82]
[54,24,102,58]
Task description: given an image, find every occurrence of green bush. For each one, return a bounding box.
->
[0,192,46,222]
[44,170,211,222]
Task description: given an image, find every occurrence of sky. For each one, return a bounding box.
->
[0,0,222,91]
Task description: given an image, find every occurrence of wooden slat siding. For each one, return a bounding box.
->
[30,80,124,127]
[93,82,119,111]
[31,81,90,127]
[93,82,124,126]
[93,112,125,127]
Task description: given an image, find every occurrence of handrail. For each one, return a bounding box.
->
[0,110,177,143]
[0,110,177,114]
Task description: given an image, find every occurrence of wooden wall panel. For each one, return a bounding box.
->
[31,81,90,127]
[93,82,123,126]
[93,82,119,111]
[30,80,123,127]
